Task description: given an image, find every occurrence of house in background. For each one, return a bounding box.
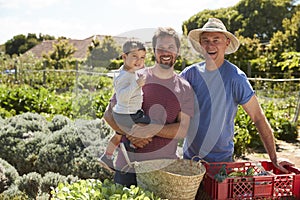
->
[26,35,139,60]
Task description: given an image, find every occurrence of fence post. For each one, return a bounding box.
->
[247,62,251,77]
[293,91,300,123]
[43,60,46,85]
[14,60,17,82]
[76,61,79,96]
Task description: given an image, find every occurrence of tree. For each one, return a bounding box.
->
[276,52,300,72]
[38,33,55,42]
[176,35,203,71]
[263,9,300,76]
[182,8,236,35]
[86,36,121,68]
[281,9,300,51]
[226,35,262,75]
[183,0,297,41]
[4,33,55,57]
[232,0,295,41]
[5,34,27,56]
[43,38,77,69]
[182,0,300,79]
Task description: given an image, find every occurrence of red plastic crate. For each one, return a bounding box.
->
[203,161,300,200]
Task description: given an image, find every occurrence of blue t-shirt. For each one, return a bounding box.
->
[180,60,254,162]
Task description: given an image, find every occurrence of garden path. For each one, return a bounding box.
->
[239,134,300,168]
[177,129,300,167]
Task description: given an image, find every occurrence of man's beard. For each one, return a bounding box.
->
[156,56,176,69]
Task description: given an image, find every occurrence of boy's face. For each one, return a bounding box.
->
[123,49,146,72]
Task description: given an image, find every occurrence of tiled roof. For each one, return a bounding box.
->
[26,35,136,59]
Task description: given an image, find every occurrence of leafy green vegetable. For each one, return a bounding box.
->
[51,179,161,200]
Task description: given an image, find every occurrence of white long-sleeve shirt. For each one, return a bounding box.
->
[113,66,143,114]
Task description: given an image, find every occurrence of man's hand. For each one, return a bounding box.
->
[273,158,295,174]
[125,123,163,148]
[129,123,164,138]
[126,135,152,148]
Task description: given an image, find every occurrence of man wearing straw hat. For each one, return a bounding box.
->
[104,27,195,187]
[181,18,291,173]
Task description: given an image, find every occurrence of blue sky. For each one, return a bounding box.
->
[0,0,240,44]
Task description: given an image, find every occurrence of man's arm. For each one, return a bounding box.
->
[129,111,191,139]
[242,95,290,173]
[156,111,190,139]
[103,101,124,134]
[103,101,152,148]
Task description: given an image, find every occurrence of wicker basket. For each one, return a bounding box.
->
[133,159,206,200]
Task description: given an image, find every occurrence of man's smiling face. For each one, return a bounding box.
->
[155,35,178,69]
[200,32,230,66]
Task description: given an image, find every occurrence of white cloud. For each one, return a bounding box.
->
[134,0,236,15]
[0,15,106,41]
[0,0,241,44]
[0,0,21,9]
[0,0,64,9]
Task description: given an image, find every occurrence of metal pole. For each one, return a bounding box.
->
[14,60,17,82]
[43,60,46,85]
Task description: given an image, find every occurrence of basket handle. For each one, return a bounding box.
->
[120,142,133,168]
[119,143,136,174]
[191,155,208,166]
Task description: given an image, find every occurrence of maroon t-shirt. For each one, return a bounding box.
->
[113,67,194,167]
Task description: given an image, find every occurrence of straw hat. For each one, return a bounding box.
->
[188,18,240,55]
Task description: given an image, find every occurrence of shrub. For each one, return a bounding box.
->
[75,118,113,146]
[0,107,14,118]
[0,163,8,193]
[0,113,114,181]
[17,172,42,199]
[262,101,298,141]
[0,185,28,200]
[36,125,85,175]
[234,106,256,157]
[234,102,298,157]
[48,114,72,132]
[92,89,113,119]
[40,172,68,194]
[0,85,56,116]
[0,113,50,175]
[0,158,19,191]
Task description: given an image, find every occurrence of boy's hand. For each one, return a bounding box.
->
[136,74,146,87]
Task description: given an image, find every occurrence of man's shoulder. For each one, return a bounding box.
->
[223,60,247,78]
[182,61,205,74]
[174,73,193,89]
[175,73,189,82]
[187,61,204,69]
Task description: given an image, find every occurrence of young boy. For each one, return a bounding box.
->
[99,40,150,172]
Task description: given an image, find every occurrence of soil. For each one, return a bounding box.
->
[237,130,300,168]
[178,129,300,168]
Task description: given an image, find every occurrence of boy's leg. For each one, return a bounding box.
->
[127,110,151,149]
[99,133,122,172]
[131,109,151,124]
[105,133,122,156]
[99,154,115,172]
